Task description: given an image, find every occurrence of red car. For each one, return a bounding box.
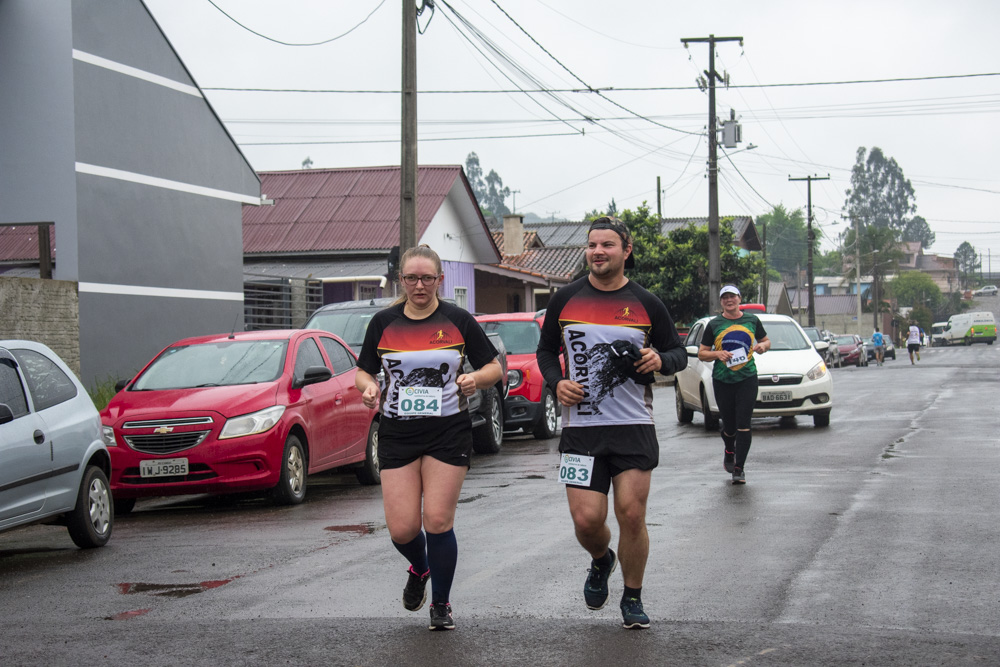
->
[475,311,559,439]
[101,330,379,513]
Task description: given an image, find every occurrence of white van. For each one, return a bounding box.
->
[937,311,997,346]
[929,322,948,347]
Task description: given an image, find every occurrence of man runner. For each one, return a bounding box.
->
[536,216,686,629]
[906,321,922,364]
[871,328,885,366]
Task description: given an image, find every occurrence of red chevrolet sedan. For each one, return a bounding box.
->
[101,329,378,513]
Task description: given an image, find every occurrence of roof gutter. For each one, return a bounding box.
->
[317,275,388,288]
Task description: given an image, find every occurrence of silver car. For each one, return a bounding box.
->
[0,340,113,548]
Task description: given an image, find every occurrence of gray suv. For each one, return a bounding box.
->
[305,299,508,454]
[1,340,113,548]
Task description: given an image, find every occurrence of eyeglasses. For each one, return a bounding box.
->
[401,274,440,286]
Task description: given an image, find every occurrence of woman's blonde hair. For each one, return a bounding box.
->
[394,244,442,304]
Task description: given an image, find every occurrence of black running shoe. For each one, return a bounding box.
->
[428,602,455,631]
[402,566,430,611]
[723,450,735,473]
[620,597,650,629]
[732,466,746,484]
[584,548,618,610]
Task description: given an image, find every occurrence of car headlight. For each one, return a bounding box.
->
[102,425,117,447]
[507,369,523,389]
[806,361,828,381]
[219,405,286,439]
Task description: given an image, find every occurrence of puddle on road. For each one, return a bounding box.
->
[117,578,238,598]
[456,494,486,504]
[324,523,377,535]
[520,474,546,480]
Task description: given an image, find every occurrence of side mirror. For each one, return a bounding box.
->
[0,403,14,426]
[814,341,829,351]
[115,379,131,392]
[295,365,332,388]
[685,344,699,358]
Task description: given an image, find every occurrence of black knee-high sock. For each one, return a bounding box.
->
[392,532,428,574]
[722,432,736,454]
[426,529,458,604]
[735,429,752,467]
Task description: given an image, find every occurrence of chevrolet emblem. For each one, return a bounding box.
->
[153,426,174,434]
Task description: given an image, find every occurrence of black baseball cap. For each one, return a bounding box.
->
[588,216,635,269]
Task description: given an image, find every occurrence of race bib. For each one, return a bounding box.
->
[726,347,748,368]
[558,453,595,487]
[397,386,443,417]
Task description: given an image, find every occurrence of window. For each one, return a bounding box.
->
[453,286,468,310]
[686,323,703,347]
[319,337,356,375]
[358,283,377,301]
[294,337,326,378]
[10,349,78,411]
[0,358,30,419]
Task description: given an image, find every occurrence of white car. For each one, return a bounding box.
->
[674,313,834,429]
[972,285,997,297]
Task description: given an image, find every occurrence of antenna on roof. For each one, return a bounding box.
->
[228,308,240,340]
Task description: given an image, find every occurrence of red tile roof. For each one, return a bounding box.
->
[0,224,55,262]
[245,166,470,254]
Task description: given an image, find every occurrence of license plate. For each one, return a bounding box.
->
[140,458,189,478]
[761,391,792,403]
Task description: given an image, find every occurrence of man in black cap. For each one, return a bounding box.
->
[536,216,686,629]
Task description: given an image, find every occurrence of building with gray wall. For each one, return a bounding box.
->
[0,0,260,387]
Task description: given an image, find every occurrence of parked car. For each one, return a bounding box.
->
[304,298,508,454]
[102,329,379,513]
[674,314,833,428]
[1,340,113,548]
[972,285,998,297]
[833,334,868,367]
[475,311,559,439]
[801,326,839,367]
[858,335,896,362]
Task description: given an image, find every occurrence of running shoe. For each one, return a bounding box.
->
[620,597,650,629]
[723,450,735,473]
[402,566,430,611]
[428,602,455,631]
[732,466,746,484]
[584,548,618,610]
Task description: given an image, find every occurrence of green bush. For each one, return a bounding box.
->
[88,375,121,411]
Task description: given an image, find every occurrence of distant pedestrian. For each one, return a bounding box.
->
[871,328,885,366]
[906,322,922,364]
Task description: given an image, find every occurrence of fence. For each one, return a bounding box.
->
[243,275,323,330]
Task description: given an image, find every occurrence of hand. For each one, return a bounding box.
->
[556,379,585,407]
[716,349,733,362]
[753,343,766,354]
[635,347,663,374]
[361,383,379,410]
[456,373,478,396]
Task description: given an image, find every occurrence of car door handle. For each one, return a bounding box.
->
[33,429,45,444]
[335,394,344,405]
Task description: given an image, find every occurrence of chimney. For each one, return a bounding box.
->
[503,214,525,256]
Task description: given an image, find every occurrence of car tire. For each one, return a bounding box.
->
[964,336,972,346]
[113,497,136,516]
[701,386,719,431]
[675,381,693,423]
[472,387,503,455]
[813,411,831,427]
[355,420,381,486]
[66,465,113,549]
[272,433,307,505]
[532,388,558,439]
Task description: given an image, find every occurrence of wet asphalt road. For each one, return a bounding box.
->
[2,339,999,666]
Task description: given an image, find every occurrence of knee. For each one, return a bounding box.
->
[421,511,455,535]
[569,505,605,535]
[388,523,422,544]
[615,504,647,534]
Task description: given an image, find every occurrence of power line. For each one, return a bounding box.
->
[205,0,387,47]
[239,130,582,146]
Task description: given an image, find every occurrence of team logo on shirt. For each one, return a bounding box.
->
[429,329,455,345]
[614,306,639,323]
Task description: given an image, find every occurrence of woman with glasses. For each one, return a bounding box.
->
[355,244,502,631]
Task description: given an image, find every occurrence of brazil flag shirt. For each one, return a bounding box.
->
[700,313,768,383]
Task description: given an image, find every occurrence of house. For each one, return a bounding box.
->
[525,215,762,252]
[0,0,260,385]
[242,166,500,321]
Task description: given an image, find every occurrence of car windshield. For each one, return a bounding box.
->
[764,321,812,351]
[835,335,856,346]
[306,311,377,349]
[479,320,540,354]
[802,328,820,342]
[133,340,288,390]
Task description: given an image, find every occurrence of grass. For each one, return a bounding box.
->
[88,375,122,411]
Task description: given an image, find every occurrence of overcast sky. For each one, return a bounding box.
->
[144,0,1000,265]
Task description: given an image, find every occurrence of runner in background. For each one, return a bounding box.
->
[871,328,885,367]
[906,321,922,365]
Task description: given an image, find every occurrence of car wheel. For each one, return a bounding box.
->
[675,381,693,423]
[355,420,381,486]
[701,386,719,431]
[964,336,972,346]
[472,387,503,455]
[66,465,113,549]
[532,388,558,439]
[113,497,136,516]
[813,411,831,427]
[272,433,307,505]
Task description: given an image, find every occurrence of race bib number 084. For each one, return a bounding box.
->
[558,453,595,487]
[398,386,443,416]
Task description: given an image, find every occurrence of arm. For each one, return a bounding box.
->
[456,359,503,396]
[698,344,731,362]
[355,368,380,410]
[642,292,687,375]
[753,336,771,354]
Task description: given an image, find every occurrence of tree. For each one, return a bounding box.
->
[465,152,510,218]
[813,248,843,274]
[903,215,935,248]
[756,204,809,276]
[843,146,916,232]
[890,271,942,310]
[954,241,979,289]
[607,198,618,216]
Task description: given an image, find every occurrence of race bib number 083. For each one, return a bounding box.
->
[558,453,595,487]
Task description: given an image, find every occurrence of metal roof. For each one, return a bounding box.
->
[0,225,56,262]
[243,258,387,281]
[526,216,760,251]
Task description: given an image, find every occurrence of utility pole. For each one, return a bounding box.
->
[854,216,863,338]
[400,0,419,256]
[511,189,520,214]
[789,174,829,327]
[656,176,662,220]
[760,218,768,308]
[681,34,742,310]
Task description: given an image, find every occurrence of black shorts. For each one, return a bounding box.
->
[559,424,659,495]
[907,343,921,353]
[377,412,473,470]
